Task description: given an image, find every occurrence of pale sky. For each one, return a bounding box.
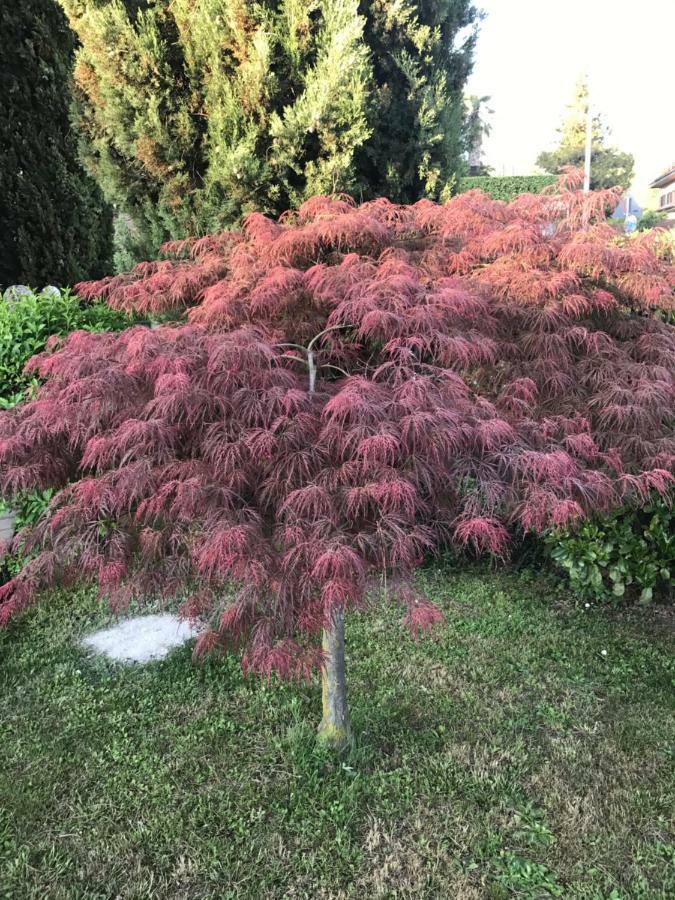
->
[466,0,675,204]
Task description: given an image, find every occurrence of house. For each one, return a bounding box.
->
[649,164,675,220]
[612,194,642,220]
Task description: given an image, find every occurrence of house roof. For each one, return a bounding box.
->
[650,166,675,189]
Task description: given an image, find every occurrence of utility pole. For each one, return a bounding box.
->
[583,88,592,192]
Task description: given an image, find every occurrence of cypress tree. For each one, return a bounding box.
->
[0,0,113,288]
[60,0,479,255]
[357,0,478,201]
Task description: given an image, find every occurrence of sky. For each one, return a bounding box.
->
[466,0,675,204]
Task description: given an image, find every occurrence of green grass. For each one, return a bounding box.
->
[1,567,673,899]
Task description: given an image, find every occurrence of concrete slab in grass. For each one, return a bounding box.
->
[82,613,200,664]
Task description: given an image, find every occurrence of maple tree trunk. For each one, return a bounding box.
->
[317,606,352,751]
[308,339,350,750]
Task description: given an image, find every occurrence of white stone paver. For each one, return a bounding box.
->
[82,613,199,664]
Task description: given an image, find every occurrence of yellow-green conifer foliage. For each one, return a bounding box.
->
[60,0,478,256]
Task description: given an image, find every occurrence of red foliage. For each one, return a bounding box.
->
[1,175,674,677]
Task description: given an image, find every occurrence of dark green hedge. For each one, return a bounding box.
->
[458,175,557,202]
[0,0,112,288]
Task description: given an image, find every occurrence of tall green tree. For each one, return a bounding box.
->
[536,78,634,190]
[59,0,479,257]
[355,0,479,200]
[0,0,112,288]
[463,94,492,176]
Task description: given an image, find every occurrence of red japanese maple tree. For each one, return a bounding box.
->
[1,172,673,747]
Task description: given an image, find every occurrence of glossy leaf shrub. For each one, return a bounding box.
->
[546,495,674,604]
[0,175,673,677]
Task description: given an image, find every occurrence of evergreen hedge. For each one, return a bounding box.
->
[458,175,557,202]
[0,0,113,288]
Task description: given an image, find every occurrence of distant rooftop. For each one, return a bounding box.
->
[650,165,675,189]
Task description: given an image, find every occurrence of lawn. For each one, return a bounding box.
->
[1,566,673,899]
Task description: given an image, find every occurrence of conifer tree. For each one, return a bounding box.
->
[463,94,492,176]
[59,0,478,257]
[0,0,112,288]
[537,78,634,191]
[355,0,478,200]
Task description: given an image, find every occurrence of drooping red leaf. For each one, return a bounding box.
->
[1,177,673,677]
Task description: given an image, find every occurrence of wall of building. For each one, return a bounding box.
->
[656,175,675,219]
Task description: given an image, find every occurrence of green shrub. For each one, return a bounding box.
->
[0,488,55,582]
[637,209,668,231]
[545,496,674,604]
[0,286,133,399]
[0,288,133,580]
[457,175,557,202]
[13,488,54,531]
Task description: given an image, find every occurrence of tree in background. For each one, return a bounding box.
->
[463,94,493,176]
[59,0,479,259]
[0,176,673,748]
[0,0,112,288]
[537,78,634,190]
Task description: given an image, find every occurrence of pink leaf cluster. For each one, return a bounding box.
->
[1,175,673,676]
